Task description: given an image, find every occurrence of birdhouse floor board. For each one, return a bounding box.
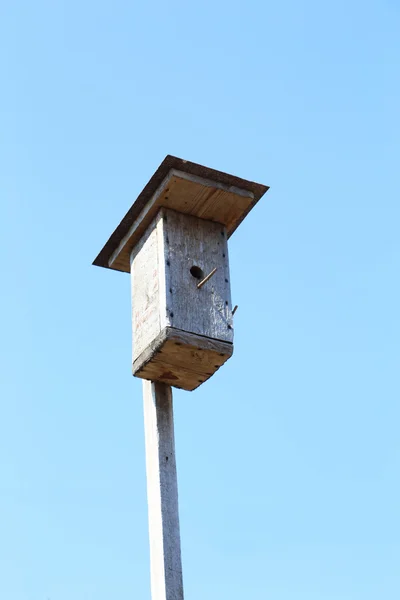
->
[133,327,233,391]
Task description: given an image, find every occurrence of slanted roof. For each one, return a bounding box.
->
[93,155,269,273]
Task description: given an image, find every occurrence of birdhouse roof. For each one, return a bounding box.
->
[93,155,269,273]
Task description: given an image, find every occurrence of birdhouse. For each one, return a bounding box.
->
[93,156,269,391]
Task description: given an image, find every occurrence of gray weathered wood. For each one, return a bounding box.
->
[143,380,184,600]
[129,208,234,388]
[133,326,233,391]
[130,213,162,362]
[161,208,233,342]
[109,171,173,270]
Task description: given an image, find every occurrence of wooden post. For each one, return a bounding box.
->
[142,380,184,600]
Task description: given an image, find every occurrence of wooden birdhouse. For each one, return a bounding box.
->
[93,156,269,391]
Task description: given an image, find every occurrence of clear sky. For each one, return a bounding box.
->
[1,1,399,598]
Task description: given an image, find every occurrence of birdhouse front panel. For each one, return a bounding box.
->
[130,208,234,391]
[161,209,233,343]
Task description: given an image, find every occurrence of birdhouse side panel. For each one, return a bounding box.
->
[161,209,233,343]
[130,218,162,362]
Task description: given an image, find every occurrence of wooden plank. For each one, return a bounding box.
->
[137,360,206,391]
[160,329,233,375]
[157,211,171,333]
[108,170,256,273]
[130,217,161,362]
[163,208,233,343]
[93,154,269,273]
[133,327,233,391]
[142,381,184,600]
[109,171,174,272]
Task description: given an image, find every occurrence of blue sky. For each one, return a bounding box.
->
[1,0,400,598]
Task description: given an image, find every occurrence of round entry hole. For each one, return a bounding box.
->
[190,265,204,280]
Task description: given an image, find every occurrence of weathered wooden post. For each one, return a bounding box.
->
[93,156,269,599]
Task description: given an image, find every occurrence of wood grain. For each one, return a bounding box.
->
[143,381,184,600]
[130,209,234,390]
[130,216,161,362]
[110,169,255,273]
[93,154,269,274]
[162,208,233,343]
[133,327,233,391]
